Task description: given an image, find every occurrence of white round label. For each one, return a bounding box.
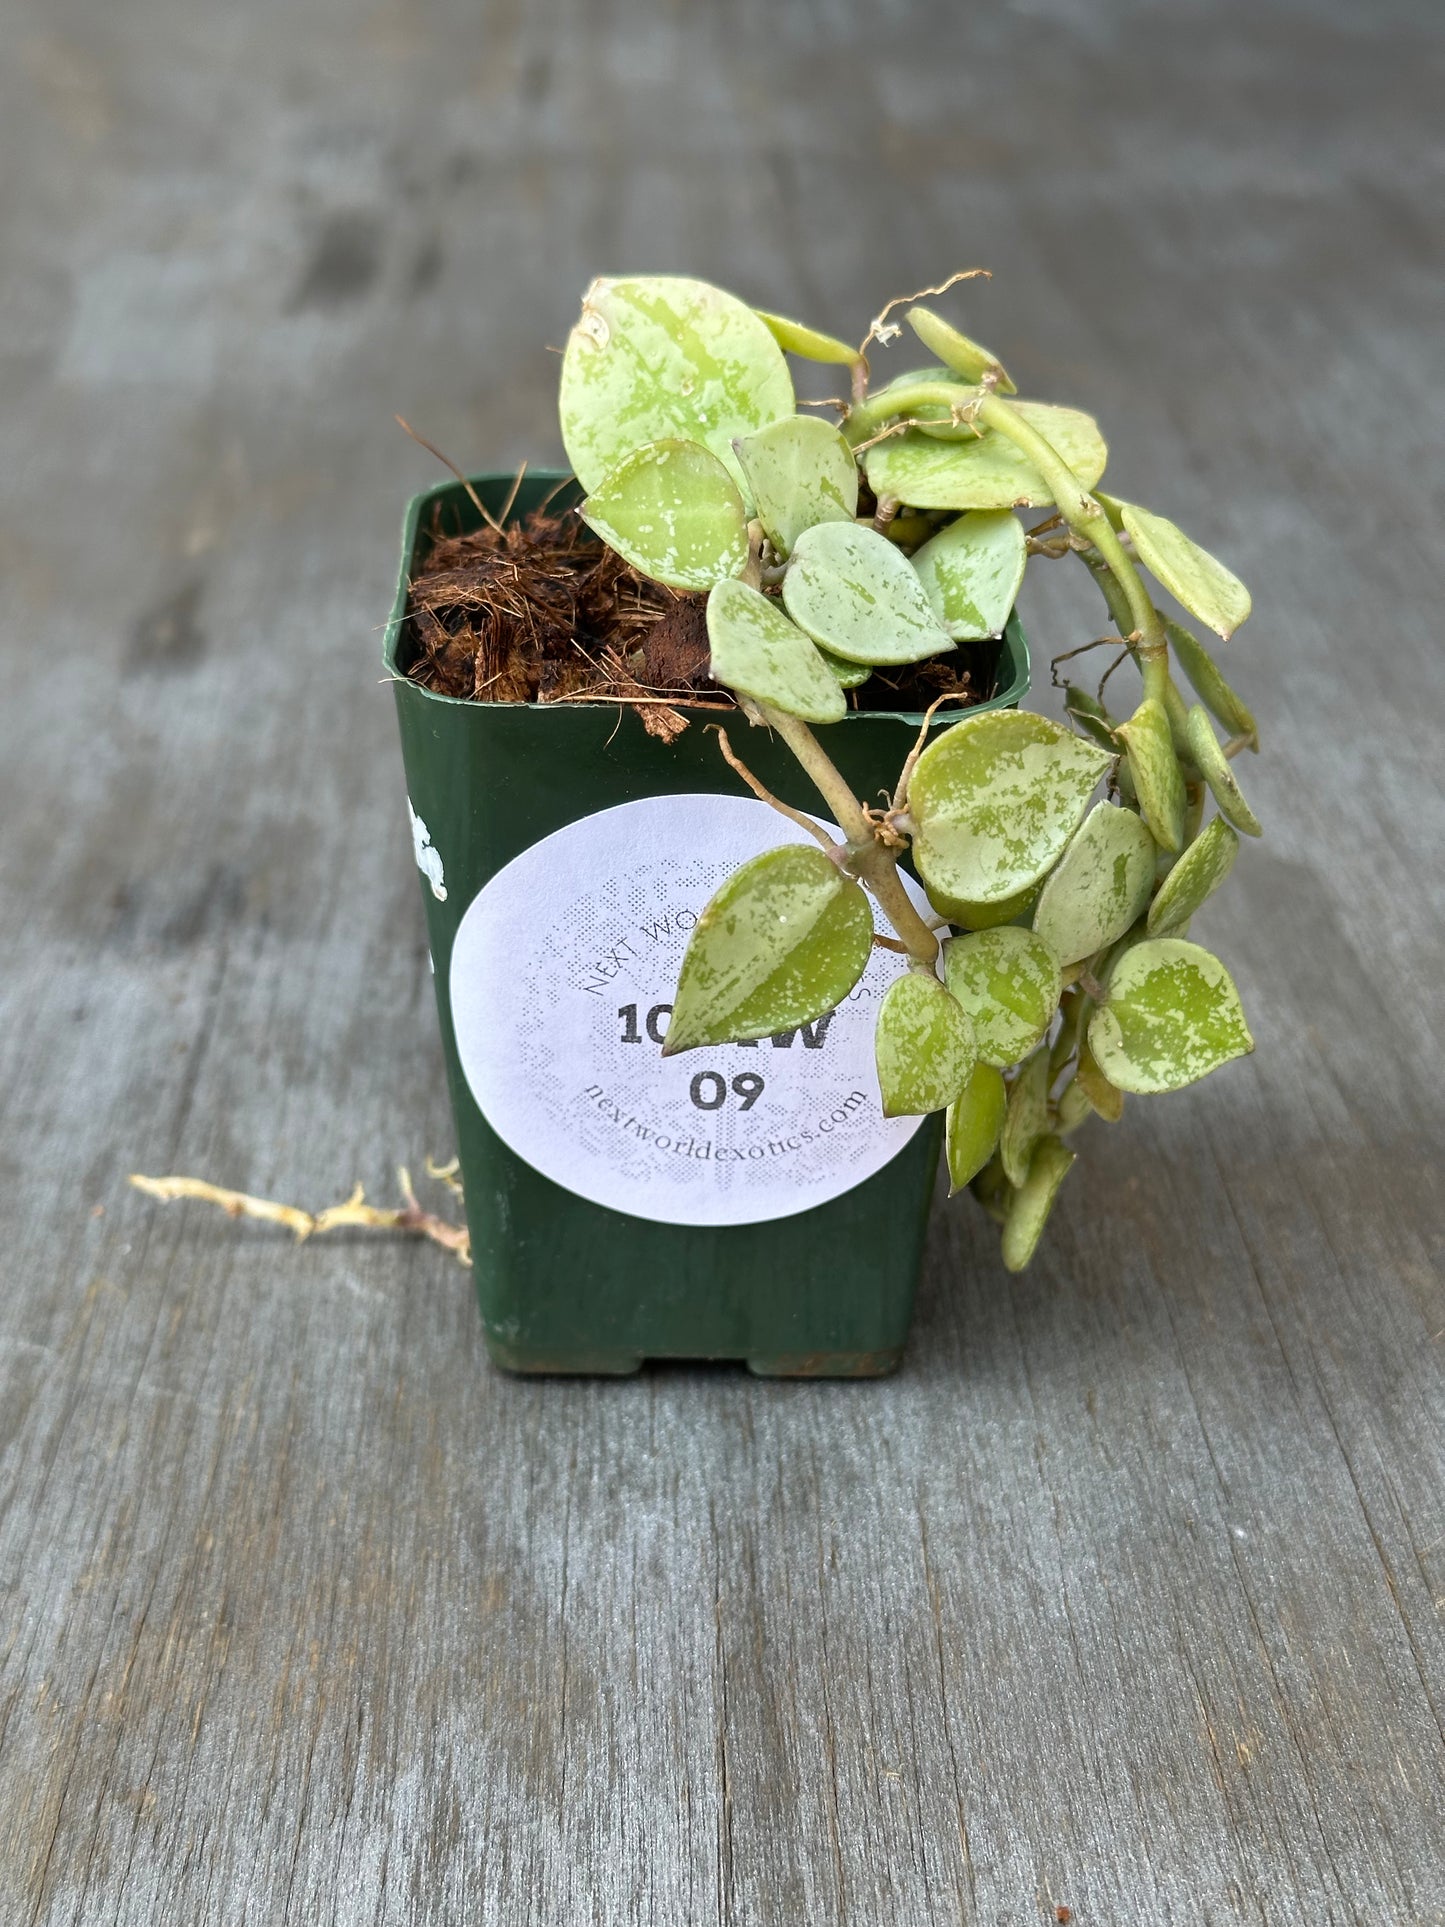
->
[449,793,928,1227]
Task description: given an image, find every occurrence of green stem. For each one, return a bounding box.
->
[844,381,983,446]
[975,394,1170,703]
[757,705,940,966]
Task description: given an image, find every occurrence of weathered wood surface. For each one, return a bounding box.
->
[2,0,1443,1919]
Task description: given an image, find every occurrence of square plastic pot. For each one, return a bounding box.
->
[385,472,1030,1377]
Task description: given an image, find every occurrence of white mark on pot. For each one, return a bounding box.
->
[408,800,448,900]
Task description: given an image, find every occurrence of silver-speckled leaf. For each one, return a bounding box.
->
[734,416,858,558]
[905,307,1017,394]
[705,579,845,725]
[560,275,795,494]
[1001,1136,1076,1272]
[1185,706,1263,837]
[753,309,862,367]
[1088,938,1253,1094]
[1117,697,1187,853]
[910,510,1026,640]
[782,521,954,666]
[945,1061,1007,1193]
[582,440,749,591]
[874,971,978,1118]
[1147,816,1239,935]
[1031,802,1157,965]
[865,402,1107,511]
[664,845,874,1055]
[1165,618,1258,748]
[1001,1050,1050,1187]
[909,710,1113,908]
[944,925,1064,1068]
[1120,501,1252,639]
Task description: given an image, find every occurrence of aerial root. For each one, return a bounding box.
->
[128,1166,472,1265]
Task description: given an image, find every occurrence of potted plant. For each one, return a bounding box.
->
[385,272,1260,1377]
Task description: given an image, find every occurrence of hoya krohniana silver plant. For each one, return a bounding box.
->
[558,273,1260,1269]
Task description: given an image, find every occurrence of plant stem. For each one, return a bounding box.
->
[756,704,872,841]
[844,381,983,445]
[975,394,1171,704]
[755,704,940,966]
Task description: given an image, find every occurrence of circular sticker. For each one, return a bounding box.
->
[448,793,929,1227]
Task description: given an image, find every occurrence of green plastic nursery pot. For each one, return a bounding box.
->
[385,472,1031,1377]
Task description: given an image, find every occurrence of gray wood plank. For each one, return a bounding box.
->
[2,0,1443,1921]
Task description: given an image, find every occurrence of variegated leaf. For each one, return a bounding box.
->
[910,510,1026,640]
[1147,817,1239,935]
[582,440,749,591]
[706,579,845,725]
[782,520,954,666]
[909,710,1112,908]
[734,415,858,558]
[664,846,873,1054]
[1087,938,1253,1094]
[944,925,1063,1068]
[560,275,794,494]
[1031,803,1157,965]
[874,971,978,1118]
[865,402,1107,512]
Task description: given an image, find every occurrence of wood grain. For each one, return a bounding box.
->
[1,0,1443,1920]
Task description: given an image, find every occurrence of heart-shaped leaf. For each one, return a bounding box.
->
[1001,1137,1076,1272]
[945,1061,1007,1193]
[908,710,1113,908]
[1087,938,1253,1094]
[865,402,1107,511]
[560,275,795,494]
[1164,618,1258,748]
[734,416,858,558]
[875,971,978,1118]
[753,309,862,368]
[664,845,873,1055]
[1119,501,1251,639]
[910,510,1026,640]
[1117,697,1186,853]
[1147,816,1239,935]
[782,521,954,666]
[706,579,845,724]
[582,440,749,591]
[1075,1038,1125,1121]
[1032,802,1157,965]
[1001,1050,1050,1187]
[1185,706,1263,837]
[905,307,1017,393]
[944,925,1063,1067]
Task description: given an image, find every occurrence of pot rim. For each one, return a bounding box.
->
[384,469,1031,726]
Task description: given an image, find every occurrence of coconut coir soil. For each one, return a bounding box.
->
[402,503,996,741]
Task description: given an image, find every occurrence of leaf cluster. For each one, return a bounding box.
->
[557,274,1263,1269]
